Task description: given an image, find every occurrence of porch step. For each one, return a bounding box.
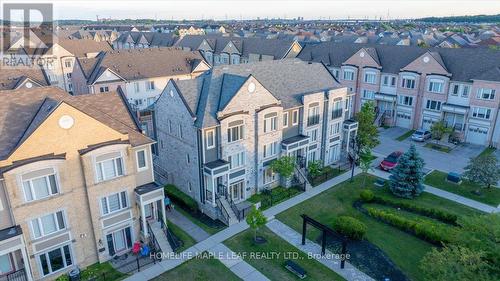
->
[149,221,173,254]
[219,197,238,226]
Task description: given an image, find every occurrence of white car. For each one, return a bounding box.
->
[411,129,431,142]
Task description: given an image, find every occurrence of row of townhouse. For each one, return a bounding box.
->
[153,59,357,224]
[175,35,302,66]
[0,68,50,91]
[112,32,178,50]
[71,48,210,138]
[298,42,500,147]
[151,24,226,36]
[0,87,165,281]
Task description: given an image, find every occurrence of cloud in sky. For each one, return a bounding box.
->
[9,0,500,20]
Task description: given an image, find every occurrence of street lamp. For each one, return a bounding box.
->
[349,136,361,182]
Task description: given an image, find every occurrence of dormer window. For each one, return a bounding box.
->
[428,79,444,93]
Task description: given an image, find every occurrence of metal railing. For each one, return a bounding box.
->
[215,195,230,225]
[0,269,27,281]
[146,221,162,257]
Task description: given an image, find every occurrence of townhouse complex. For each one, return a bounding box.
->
[298,42,500,147]
[0,68,49,90]
[0,87,165,280]
[112,32,178,49]
[175,35,302,66]
[154,59,356,224]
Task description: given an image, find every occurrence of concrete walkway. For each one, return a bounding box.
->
[368,168,500,213]
[167,208,210,242]
[267,219,374,281]
[211,243,270,281]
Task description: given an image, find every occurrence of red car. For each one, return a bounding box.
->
[379,151,403,171]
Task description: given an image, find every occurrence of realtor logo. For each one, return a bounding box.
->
[1,3,54,69]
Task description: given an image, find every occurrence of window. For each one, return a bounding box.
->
[228,151,245,170]
[146,81,155,91]
[38,245,73,276]
[428,79,444,93]
[168,120,173,134]
[362,90,375,100]
[471,107,492,120]
[186,154,190,164]
[66,73,71,79]
[364,71,376,84]
[206,129,215,149]
[31,211,66,239]
[227,122,244,142]
[307,104,320,126]
[263,167,276,184]
[382,75,396,87]
[263,141,279,158]
[476,88,496,100]
[99,86,109,93]
[106,227,132,256]
[0,253,13,275]
[343,69,355,81]
[22,169,59,202]
[425,100,442,111]
[101,191,128,215]
[64,60,72,68]
[450,84,471,97]
[332,69,340,79]
[398,95,413,106]
[307,128,319,142]
[283,112,289,128]
[95,154,124,182]
[178,124,183,139]
[136,150,147,170]
[263,113,278,133]
[134,99,143,106]
[401,77,416,89]
[292,110,299,125]
[330,122,340,136]
[332,100,343,119]
[308,149,318,163]
[134,82,140,93]
[462,85,471,97]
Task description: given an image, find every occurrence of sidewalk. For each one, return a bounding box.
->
[166,208,210,242]
[368,168,500,213]
[267,219,374,281]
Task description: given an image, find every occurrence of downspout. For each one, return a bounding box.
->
[321,93,330,164]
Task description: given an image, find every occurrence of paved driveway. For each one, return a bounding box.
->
[373,127,484,173]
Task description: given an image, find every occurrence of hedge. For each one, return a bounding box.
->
[164,184,198,213]
[332,216,367,240]
[361,195,458,225]
[360,189,374,202]
[366,207,453,245]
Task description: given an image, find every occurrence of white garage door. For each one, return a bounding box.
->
[396,111,411,129]
[467,126,488,145]
[422,116,438,130]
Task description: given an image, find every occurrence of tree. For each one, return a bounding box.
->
[270,156,296,187]
[420,245,493,281]
[355,101,379,151]
[246,206,267,242]
[430,120,452,143]
[307,160,323,179]
[389,144,425,198]
[359,148,374,186]
[463,153,500,189]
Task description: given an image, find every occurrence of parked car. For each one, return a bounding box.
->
[411,129,431,142]
[379,151,403,171]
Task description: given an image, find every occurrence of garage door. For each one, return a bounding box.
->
[396,111,411,128]
[466,126,488,145]
[422,116,438,130]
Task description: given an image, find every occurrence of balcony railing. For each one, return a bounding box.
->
[0,269,27,281]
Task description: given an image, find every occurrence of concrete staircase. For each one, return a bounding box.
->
[217,197,238,226]
[149,221,173,254]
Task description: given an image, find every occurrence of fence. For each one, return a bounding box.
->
[259,186,303,209]
[308,162,350,186]
[0,269,27,281]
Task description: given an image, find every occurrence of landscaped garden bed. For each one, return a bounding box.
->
[424,170,500,207]
[424,143,452,153]
[224,226,344,281]
[55,262,127,281]
[247,186,302,210]
[395,129,415,141]
[152,252,240,281]
[275,174,480,281]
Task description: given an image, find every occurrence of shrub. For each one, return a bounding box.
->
[366,207,453,244]
[360,189,375,202]
[164,184,198,213]
[332,216,367,240]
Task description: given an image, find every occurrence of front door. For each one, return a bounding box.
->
[144,203,154,220]
[230,181,244,202]
[328,144,340,164]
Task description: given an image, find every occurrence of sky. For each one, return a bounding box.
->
[4,0,500,21]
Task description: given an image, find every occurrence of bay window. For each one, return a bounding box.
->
[263,142,279,159]
[401,76,416,89]
[343,69,355,81]
[263,112,278,133]
[476,88,496,100]
[101,191,128,215]
[428,79,444,93]
[364,71,377,84]
[22,168,59,202]
[227,121,244,142]
[96,153,124,182]
[228,151,245,170]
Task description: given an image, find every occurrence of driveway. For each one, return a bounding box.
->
[373,127,484,173]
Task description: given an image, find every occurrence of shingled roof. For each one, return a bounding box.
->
[0,67,49,90]
[77,47,207,84]
[115,31,178,47]
[56,38,113,58]
[0,87,152,161]
[298,42,500,82]
[169,59,339,128]
[175,35,297,59]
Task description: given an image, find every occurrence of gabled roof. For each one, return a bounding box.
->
[77,47,208,84]
[115,31,178,47]
[298,42,500,82]
[0,87,152,160]
[0,68,49,90]
[55,38,113,58]
[168,59,339,128]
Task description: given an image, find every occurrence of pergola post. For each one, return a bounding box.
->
[321,230,327,255]
[341,240,347,269]
[301,216,307,245]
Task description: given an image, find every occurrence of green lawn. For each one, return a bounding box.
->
[275,174,480,281]
[224,226,344,281]
[479,147,496,157]
[424,170,500,207]
[247,186,302,210]
[424,143,452,153]
[395,130,415,141]
[152,253,240,281]
[55,262,127,281]
[167,219,196,252]
[175,207,226,235]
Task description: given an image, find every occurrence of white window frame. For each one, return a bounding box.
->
[307,128,319,142]
[263,114,278,133]
[37,244,73,277]
[228,151,245,170]
[362,89,375,100]
[135,149,148,171]
[134,82,140,93]
[398,95,413,106]
[95,153,125,182]
[22,170,60,202]
[425,100,442,111]
[206,129,215,149]
[471,107,492,120]
[30,210,66,239]
[428,79,445,93]
[100,191,129,216]
[146,80,155,91]
[401,76,416,89]
[263,141,279,159]
[291,110,299,126]
[283,112,289,128]
[330,122,340,136]
[263,167,277,184]
[476,88,496,100]
[364,71,377,84]
[343,69,355,81]
[227,123,245,143]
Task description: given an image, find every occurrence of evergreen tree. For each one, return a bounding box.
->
[389,144,425,198]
